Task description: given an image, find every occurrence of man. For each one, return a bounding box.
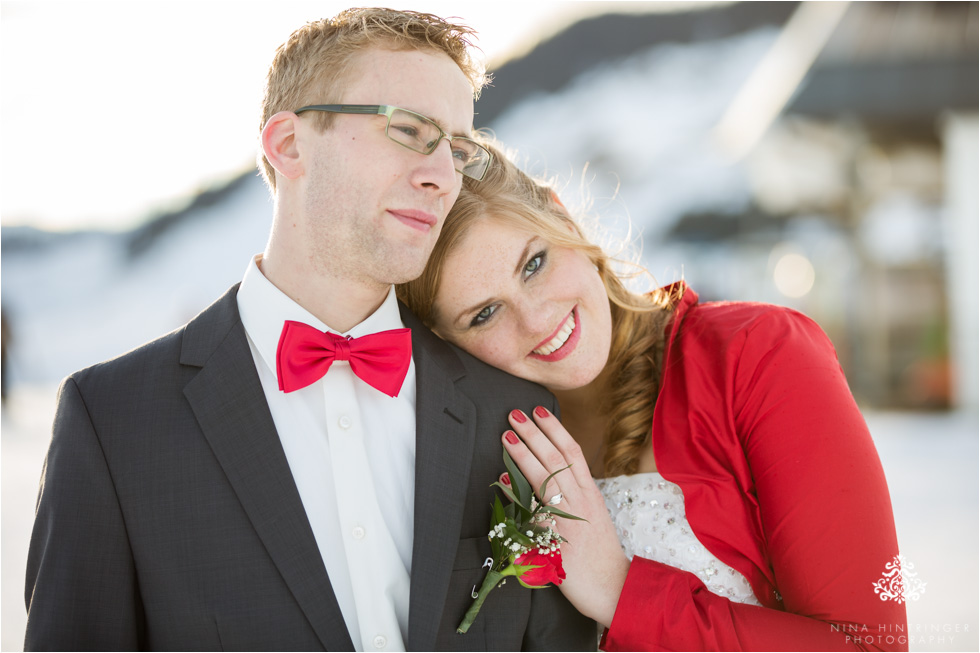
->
[24,9,595,651]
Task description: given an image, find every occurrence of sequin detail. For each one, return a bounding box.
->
[595,472,761,606]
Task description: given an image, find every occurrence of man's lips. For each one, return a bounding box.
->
[388,209,438,232]
[528,308,580,362]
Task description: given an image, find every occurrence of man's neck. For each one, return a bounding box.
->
[258,250,389,334]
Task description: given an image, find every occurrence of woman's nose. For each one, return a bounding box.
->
[515,298,558,339]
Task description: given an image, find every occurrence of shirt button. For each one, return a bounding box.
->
[338,415,352,429]
[373,635,387,649]
[352,526,366,540]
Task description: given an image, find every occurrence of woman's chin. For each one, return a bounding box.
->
[538,352,611,395]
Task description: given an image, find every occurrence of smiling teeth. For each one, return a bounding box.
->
[533,312,576,356]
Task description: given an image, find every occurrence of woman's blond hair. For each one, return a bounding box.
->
[259,8,486,191]
[397,142,678,476]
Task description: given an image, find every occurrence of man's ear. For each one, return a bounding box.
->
[261,111,304,181]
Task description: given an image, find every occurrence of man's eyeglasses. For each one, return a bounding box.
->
[294,104,493,181]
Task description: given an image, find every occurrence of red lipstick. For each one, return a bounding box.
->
[528,307,581,362]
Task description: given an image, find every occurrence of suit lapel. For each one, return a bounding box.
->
[401,305,477,651]
[181,287,354,651]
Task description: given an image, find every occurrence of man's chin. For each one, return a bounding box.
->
[382,249,436,285]
[382,262,430,286]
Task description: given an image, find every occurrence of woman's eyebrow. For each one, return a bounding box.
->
[512,238,536,276]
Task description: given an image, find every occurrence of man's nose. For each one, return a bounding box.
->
[413,138,459,192]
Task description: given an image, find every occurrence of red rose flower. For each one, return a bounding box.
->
[515,548,566,587]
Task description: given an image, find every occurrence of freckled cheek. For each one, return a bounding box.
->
[478,336,521,372]
[481,343,508,368]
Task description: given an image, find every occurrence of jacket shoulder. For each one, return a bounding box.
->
[69,285,241,388]
[451,341,553,401]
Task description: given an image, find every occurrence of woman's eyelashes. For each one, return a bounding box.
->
[469,250,549,328]
[470,304,498,326]
[523,251,546,280]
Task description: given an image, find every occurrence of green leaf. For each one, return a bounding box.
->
[501,562,538,578]
[536,463,572,504]
[494,477,533,527]
[492,494,506,525]
[501,520,534,548]
[490,481,524,511]
[538,505,588,522]
[503,448,533,510]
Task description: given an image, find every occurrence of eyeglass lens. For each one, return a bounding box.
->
[386,109,488,178]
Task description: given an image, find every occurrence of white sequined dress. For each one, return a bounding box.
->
[596,472,761,606]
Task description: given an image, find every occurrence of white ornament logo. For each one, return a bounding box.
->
[873,554,926,603]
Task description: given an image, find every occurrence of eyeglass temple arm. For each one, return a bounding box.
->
[294,104,387,115]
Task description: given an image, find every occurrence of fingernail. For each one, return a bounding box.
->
[504,431,519,445]
[510,410,527,424]
[501,473,511,485]
[534,406,549,418]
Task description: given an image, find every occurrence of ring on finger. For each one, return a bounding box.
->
[547,492,563,506]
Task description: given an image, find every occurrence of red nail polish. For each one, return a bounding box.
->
[501,473,511,485]
[504,431,519,445]
[510,410,527,423]
[534,406,549,418]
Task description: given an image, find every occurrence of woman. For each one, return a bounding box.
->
[397,142,907,651]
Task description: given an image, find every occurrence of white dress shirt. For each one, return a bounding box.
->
[237,255,415,651]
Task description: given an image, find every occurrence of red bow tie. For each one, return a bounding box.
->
[276,320,412,397]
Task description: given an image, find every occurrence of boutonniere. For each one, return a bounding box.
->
[457,449,585,634]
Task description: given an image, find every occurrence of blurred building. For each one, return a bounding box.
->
[687,1,978,410]
[481,1,978,411]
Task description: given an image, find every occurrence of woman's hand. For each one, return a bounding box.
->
[502,406,631,627]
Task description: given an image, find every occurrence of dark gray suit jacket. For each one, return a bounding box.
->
[24,285,596,651]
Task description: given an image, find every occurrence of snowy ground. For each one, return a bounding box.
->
[2,384,976,651]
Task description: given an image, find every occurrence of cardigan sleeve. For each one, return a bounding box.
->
[603,307,908,651]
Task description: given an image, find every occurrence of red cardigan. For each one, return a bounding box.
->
[602,285,908,651]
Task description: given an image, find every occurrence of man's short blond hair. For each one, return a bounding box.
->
[258,7,487,191]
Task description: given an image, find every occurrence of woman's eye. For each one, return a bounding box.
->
[470,305,497,327]
[523,252,545,279]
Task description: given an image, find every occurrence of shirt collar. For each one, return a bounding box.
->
[237,254,406,377]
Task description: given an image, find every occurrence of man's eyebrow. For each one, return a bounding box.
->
[447,122,474,138]
[410,108,471,138]
[452,236,537,327]
[443,116,475,138]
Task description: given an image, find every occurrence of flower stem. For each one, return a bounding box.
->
[456,569,505,634]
